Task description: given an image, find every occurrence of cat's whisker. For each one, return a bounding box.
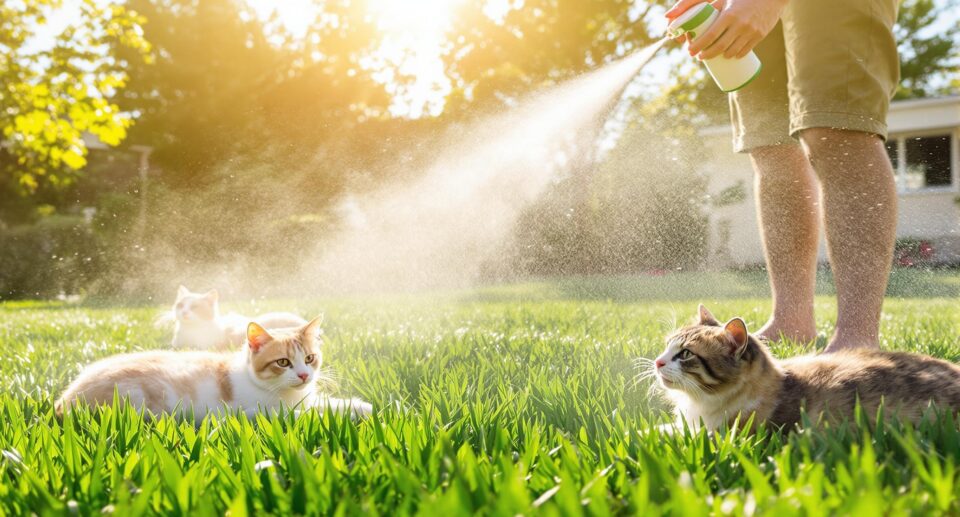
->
[657,310,679,334]
[632,361,653,371]
[646,380,660,394]
[634,368,656,378]
[633,370,657,383]
[317,366,342,381]
[633,357,656,371]
[630,375,653,389]
[630,371,657,390]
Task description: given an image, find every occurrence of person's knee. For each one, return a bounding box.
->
[749,143,806,173]
[798,128,881,162]
[751,142,803,161]
[798,128,891,182]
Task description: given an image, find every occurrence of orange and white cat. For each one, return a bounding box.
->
[647,305,960,431]
[165,285,307,350]
[57,317,372,421]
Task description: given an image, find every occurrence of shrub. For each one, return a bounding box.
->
[894,238,935,268]
[490,127,708,278]
[0,216,104,299]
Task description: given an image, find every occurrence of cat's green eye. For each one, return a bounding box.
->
[676,349,693,361]
[276,358,291,368]
[304,354,316,364]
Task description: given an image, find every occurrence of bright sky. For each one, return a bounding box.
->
[357,0,465,118]
[248,0,516,118]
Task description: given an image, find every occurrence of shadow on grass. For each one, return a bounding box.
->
[467,268,960,303]
[0,300,83,312]
[0,298,163,312]
[2,268,957,308]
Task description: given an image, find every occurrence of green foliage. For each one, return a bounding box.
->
[114,0,396,188]
[0,216,104,299]
[445,0,666,113]
[499,127,708,276]
[712,181,747,208]
[0,0,151,193]
[590,127,708,272]
[3,0,955,204]
[86,172,340,298]
[112,0,284,184]
[894,0,960,99]
[2,0,955,297]
[1,277,960,514]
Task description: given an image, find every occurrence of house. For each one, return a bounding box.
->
[701,95,960,267]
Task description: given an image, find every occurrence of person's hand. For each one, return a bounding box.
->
[665,0,787,60]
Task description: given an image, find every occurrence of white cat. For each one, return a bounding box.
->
[57,317,372,422]
[162,285,308,350]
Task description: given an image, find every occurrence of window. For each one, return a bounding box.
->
[886,133,956,192]
[885,139,898,169]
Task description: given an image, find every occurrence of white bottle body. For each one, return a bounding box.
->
[667,4,762,92]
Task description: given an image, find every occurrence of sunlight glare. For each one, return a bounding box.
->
[367,0,466,118]
[250,0,505,118]
[368,0,461,33]
[247,0,317,39]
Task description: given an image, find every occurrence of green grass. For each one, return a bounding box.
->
[1,270,959,515]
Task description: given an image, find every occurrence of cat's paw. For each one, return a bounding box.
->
[656,422,680,436]
[344,398,373,419]
[314,397,373,419]
[639,421,682,439]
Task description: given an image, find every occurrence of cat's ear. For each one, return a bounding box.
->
[698,304,719,326]
[177,285,190,299]
[247,322,273,353]
[301,315,324,342]
[723,318,749,356]
[204,289,219,303]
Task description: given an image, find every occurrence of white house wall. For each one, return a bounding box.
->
[700,97,960,268]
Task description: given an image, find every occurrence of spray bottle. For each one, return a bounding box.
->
[666,3,762,92]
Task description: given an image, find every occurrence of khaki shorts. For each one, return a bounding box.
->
[729,0,900,153]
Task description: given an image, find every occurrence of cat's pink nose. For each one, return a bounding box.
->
[297,373,309,381]
[655,359,666,369]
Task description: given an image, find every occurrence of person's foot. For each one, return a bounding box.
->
[823,331,880,353]
[757,318,817,344]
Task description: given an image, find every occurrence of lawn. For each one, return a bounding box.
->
[1,270,959,515]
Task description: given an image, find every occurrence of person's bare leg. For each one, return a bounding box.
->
[799,128,897,352]
[750,144,820,343]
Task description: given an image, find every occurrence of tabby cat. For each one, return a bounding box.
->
[648,305,960,430]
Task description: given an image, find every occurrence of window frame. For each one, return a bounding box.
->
[886,128,959,195]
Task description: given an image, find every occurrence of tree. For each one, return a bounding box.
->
[444,0,664,114]
[894,0,959,99]
[0,0,151,194]
[113,0,286,185]
[113,0,397,191]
